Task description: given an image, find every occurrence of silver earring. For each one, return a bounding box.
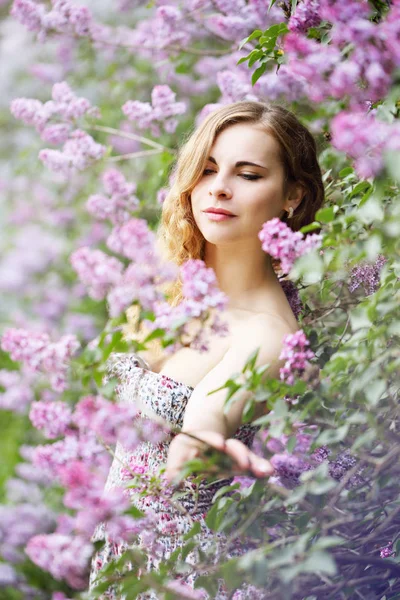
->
[287,206,294,219]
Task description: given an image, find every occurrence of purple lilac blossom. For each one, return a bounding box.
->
[288,0,321,33]
[11,0,94,41]
[380,541,395,559]
[122,85,186,135]
[70,246,124,300]
[1,329,79,393]
[259,218,322,274]
[39,130,106,177]
[29,401,72,439]
[87,168,139,225]
[279,330,315,385]
[0,369,35,413]
[279,280,303,320]
[25,534,93,589]
[0,503,55,564]
[349,255,387,296]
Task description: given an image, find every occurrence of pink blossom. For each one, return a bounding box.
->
[39,130,106,177]
[1,329,79,392]
[25,534,93,589]
[279,330,315,385]
[122,85,186,134]
[330,111,399,179]
[106,218,156,262]
[70,246,124,300]
[288,0,321,33]
[11,0,46,33]
[349,255,387,296]
[29,401,72,439]
[0,369,34,413]
[87,168,139,225]
[259,218,322,274]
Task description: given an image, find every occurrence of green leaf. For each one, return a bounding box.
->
[251,62,268,85]
[339,167,354,177]
[303,551,337,576]
[364,379,386,406]
[316,424,349,445]
[238,29,262,50]
[183,520,201,541]
[268,0,277,10]
[316,205,336,223]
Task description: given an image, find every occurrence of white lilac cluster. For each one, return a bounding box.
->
[0,329,80,392]
[86,168,140,225]
[122,84,186,136]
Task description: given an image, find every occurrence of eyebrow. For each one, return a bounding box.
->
[208,156,268,170]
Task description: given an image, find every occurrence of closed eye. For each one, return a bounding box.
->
[202,169,262,181]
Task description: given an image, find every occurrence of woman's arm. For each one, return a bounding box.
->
[181,313,292,438]
[165,314,294,482]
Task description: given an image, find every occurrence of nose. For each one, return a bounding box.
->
[208,173,232,200]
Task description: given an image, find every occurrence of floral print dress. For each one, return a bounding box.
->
[89,353,260,599]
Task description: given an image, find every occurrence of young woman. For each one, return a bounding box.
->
[90,101,325,598]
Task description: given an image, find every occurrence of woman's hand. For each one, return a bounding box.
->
[165,430,274,484]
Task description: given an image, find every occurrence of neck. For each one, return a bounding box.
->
[203,240,278,312]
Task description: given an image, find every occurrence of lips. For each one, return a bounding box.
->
[203,208,237,216]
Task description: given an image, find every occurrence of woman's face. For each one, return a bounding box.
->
[190,122,293,246]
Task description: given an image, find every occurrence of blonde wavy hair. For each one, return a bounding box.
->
[125,101,325,361]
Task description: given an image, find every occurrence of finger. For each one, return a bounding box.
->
[248,452,274,478]
[224,438,254,471]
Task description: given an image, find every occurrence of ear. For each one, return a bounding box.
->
[284,182,305,212]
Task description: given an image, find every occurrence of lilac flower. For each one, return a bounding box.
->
[10,0,46,33]
[0,369,34,413]
[349,255,387,296]
[25,534,93,589]
[0,503,55,563]
[259,218,322,274]
[279,280,303,321]
[181,259,227,310]
[254,65,307,103]
[29,401,72,439]
[32,431,106,479]
[330,111,393,179]
[151,260,228,352]
[380,541,395,559]
[87,168,139,225]
[164,581,207,599]
[279,330,315,385]
[122,85,186,135]
[1,329,79,392]
[319,0,371,24]
[0,564,17,586]
[106,218,156,262]
[206,14,251,41]
[70,246,124,300]
[288,0,322,33]
[217,70,258,103]
[40,123,71,145]
[12,0,94,40]
[11,82,99,141]
[39,130,106,177]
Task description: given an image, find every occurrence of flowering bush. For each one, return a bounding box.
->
[0,0,399,599]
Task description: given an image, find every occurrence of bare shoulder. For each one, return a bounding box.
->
[229,311,298,368]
